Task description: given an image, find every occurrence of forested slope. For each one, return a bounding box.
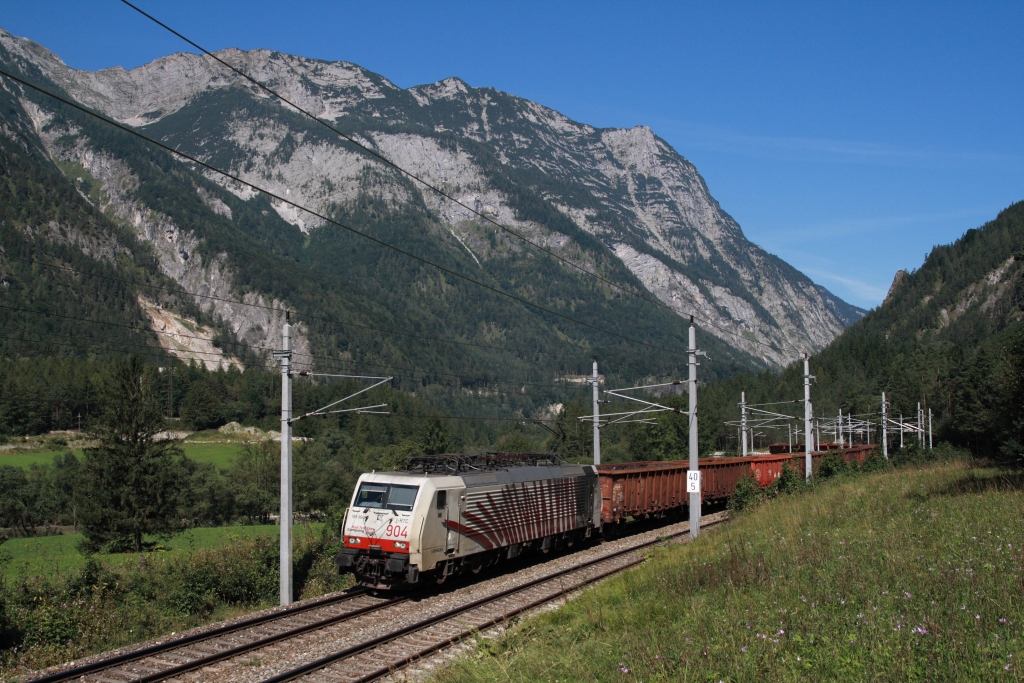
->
[686,202,1024,461]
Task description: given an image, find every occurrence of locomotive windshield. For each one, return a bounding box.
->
[354,483,420,512]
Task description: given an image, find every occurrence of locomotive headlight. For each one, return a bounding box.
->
[348,537,360,544]
[394,541,408,549]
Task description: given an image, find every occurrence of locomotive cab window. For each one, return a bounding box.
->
[354,483,420,512]
[436,490,447,509]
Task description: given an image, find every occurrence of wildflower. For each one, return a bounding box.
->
[1001,618,1008,624]
[740,647,747,653]
[977,615,981,620]
[777,630,785,636]
[911,626,928,635]
[857,613,865,619]
[904,592,911,598]
[618,664,629,673]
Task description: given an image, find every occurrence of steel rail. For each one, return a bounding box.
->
[26,589,403,683]
[262,516,726,683]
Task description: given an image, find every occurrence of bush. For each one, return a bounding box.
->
[859,448,892,473]
[818,451,849,479]
[774,463,806,495]
[728,473,764,514]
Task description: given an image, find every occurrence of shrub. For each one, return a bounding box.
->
[727,473,764,514]
[859,448,892,473]
[818,451,849,479]
[774,463,806,494]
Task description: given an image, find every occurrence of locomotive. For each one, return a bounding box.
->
[335,452,601,589]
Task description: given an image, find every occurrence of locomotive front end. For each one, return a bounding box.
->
[336,474,424,589]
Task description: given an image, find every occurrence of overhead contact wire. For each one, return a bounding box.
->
[0,305,593,391]
[0,67,688,359]
[119,0,801,357]
[5,255,548,357]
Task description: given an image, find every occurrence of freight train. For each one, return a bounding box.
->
[335,446,875,589]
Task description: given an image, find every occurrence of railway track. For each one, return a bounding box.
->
[27,589,404,683]
[261,515,726,683]
[27,514,725,683]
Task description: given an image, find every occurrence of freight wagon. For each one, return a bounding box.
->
[596,446,874,525]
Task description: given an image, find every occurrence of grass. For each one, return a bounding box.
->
[179,441,245,469]
[0,442,245,470]
[0,523,349,677]
[2,524,323,580]
[0,451,82,469]
[436,462,1024,682]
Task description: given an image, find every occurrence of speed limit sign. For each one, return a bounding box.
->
[687,470,701,493]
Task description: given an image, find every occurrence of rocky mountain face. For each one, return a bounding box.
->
[0,28,863,375]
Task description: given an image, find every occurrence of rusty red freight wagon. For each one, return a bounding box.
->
[596,445,879,525]
[785,444,876,473]
[597,455,785,524]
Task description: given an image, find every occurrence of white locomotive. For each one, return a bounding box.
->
[336,453,602,589]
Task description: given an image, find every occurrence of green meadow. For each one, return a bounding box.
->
[437,462,1024,682]
[2,524,323,580]
[0,441,245,471]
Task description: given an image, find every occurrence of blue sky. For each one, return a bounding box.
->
[3,1,1021,309]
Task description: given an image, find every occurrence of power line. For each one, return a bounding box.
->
[0,303,597,391]
[0,67,688,359]
[3,327,263,366]
[0,332,251,366]
[0,302,259,355]
[5,254,555,358]
[3,322,592,407]
[119,1,652,303]
[118,0,802,358]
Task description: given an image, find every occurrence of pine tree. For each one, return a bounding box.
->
[78,356,186,553]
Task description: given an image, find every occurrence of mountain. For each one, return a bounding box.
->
[0,28,862,388]
[692,201,1024,460]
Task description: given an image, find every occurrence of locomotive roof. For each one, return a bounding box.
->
[403,451,567,474]
[363,455,591,487]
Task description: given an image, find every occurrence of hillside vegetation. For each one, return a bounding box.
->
[437,459,1024,682]
[687,202,1024,463]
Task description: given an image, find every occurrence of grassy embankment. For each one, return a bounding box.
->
[438,461,1024,681]
[0,521,351,678]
